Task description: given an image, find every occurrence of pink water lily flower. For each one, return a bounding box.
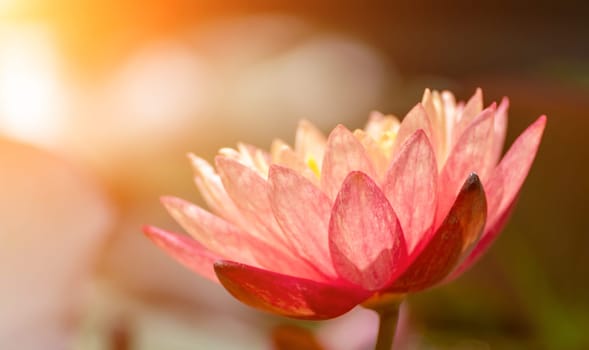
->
[144,89,546,320]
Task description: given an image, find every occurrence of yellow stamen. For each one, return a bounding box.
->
[307,156,321,178]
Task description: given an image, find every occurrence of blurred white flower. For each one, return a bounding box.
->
[0,139,112,350]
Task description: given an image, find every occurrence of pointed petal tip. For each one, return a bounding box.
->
[213,259,229,271]
[142,224,181,243]
[159,195,177,205]
[267,163,284,177]
[465,172,482,187]
[142,225,171,244]
[369,110,384,118]
[298,119,312,127]
[344,169,368,183]
[537,114,548,126]
[187,152,206,165]
[213,154,229,168]
[141,224,155,237]
[412,128,428,139]
[333,123,349,132]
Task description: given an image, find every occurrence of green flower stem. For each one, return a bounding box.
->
[362,294,404,350]
[374,304,400,350]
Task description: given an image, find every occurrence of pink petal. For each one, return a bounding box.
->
[295,119,327,165]
[237,142,271,176]
[160,196,263,267]
[215,156,286,248]
[188,154,247,225]
[388,173,487,292]
[453,88,483,142]
[392,103,433,154]
[421,89,446,160]
[329,171,407,291]
[143,225,220,282]
[436,105,495,226]
[268,165,337,278]
[215,157,328,280]
[321,125,377,200]
[488,97,510,169]
[214,260,369,320]
[486,115,546,229]
[364,111,400,140]
[383,130,438,253]
[271,139,318,183]
[353,129,390,179]
[456,115,546,272]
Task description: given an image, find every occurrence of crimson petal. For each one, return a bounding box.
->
[214,261,369,320]
[388,173,487,292]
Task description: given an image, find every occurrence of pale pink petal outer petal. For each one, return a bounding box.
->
[295,119,327,166]
[321,125,377,200]
[392,103,433,154]
[149,205,319,282]
[383,130,438,253]
[237,142,271,177]
[421,89,446,162]
[215,156,286,247]
[216,156,329,280]
[353,129,390,180]
[271,139,318,183]
[214,261,369,320]
[161,196,251,261]
[388,173,487,292]
[161,196,300,273]
[454,88,483,141]
[364,111,401,140]
[143,225,220,282]
[485,115,547,234]
[488,97,510,168]
[436,105,495,226]
[188,154,244,222]
[269,165,337,278]
[452,116,546,275]
[441,90,458,143]
[329,171,407,291]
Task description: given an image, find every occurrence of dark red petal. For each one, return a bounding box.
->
[452,115,547,276]
[447,199,516,280]
[214,260,369,320]
[387,173,487,292]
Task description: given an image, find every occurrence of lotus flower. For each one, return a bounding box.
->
[144,89,545,320]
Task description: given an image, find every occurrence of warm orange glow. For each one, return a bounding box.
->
[0,25,66,145]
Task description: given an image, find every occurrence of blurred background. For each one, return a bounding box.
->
[1,1,588,349]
